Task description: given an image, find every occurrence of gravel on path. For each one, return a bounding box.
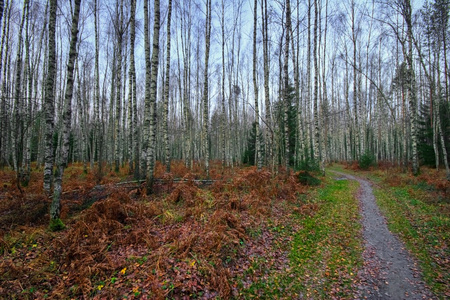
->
[332,172,435,300]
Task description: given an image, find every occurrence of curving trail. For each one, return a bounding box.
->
[332,172,435,300]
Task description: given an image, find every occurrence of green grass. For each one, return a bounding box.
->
[374,186,449,296]
[237,176,362,299]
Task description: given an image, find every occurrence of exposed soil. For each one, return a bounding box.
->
[333,172,436,300]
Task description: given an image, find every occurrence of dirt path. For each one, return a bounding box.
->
[332,172,435,299]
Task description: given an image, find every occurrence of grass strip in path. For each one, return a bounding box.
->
[237,175,363,299]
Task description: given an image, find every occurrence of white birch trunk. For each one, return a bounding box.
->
[201,0,212,178]
[146,0,161,194]
[43,0,57,194]
[253,0,262,170]
[51,0,80,223]
[163,0,172,173]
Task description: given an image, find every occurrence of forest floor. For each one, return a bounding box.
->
[0,161,448,299]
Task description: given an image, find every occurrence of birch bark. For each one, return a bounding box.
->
[283,0,291,173]
[114,0,123,173]
[163,0,172,173]
[0,0,9,167]
[313,0,322,172]
[261,0,272,170]
[51,0,81,223]
[402,0,419,175]
[43,0,57,194]
[146,0,160,194]
[252,0,262,170]
[12,0,28,179]
[201,0,212,178]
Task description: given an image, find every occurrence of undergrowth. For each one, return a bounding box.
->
[5,161,444,298]
[49,218,65,231]
[358,152,376,170]
[0,161,311,298]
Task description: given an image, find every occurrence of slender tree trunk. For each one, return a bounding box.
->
[351,0,360,160]
[306,0,312,161]
[436,48,450,179]
[431,55,439,171]
[22,0,32,185]
[93,0,103,180]
[321,0,329,165]
[38,5,49,168]
[313,0,322,173]
[443,16,449,104]
[51,0,81,224]
[163,0,172,173]
[261,0,272,170]
[436,100,450,179]
[253,0,262,170]
[401,87,407,172]
[141,0,151,178]
[221,0,227,169]
[201,0,212,178]
[127,0,135,173]
[344,45,351,162]
[43,0,57,194]
[114,0,123,173]
[292,0,302,165]
[0,0,10,168]
[403,0,419,175]
[178,2,192,169]
[146,0,161,194]
[128,0,138,179]
[12,0,28,183]
[195,28,201,163]
[76,61,88,173]
[283,0,291,173]
[121,38,127,168]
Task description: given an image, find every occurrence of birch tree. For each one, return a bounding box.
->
[21,0,32,185]
[283,0,292,172]
[93,0,103,180]
[313,0,323,173]
[0,0,10,168]
[146,0,160,194]
[350,0,360,160]
[114,0,124,173]
[261,0,272,170]
[141,0,151,178]
[12,0,28,182]
[127,0,136,174]
[163,0,172,173]
[253,0,262,170]
[176,0,193,168]
[201,0,212,178]
[43,0,57,193]
[220,0,227,168]
[51,0,81,228]
[402,0,420,175]
[131,0,139,178]
[306,0,312,162]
